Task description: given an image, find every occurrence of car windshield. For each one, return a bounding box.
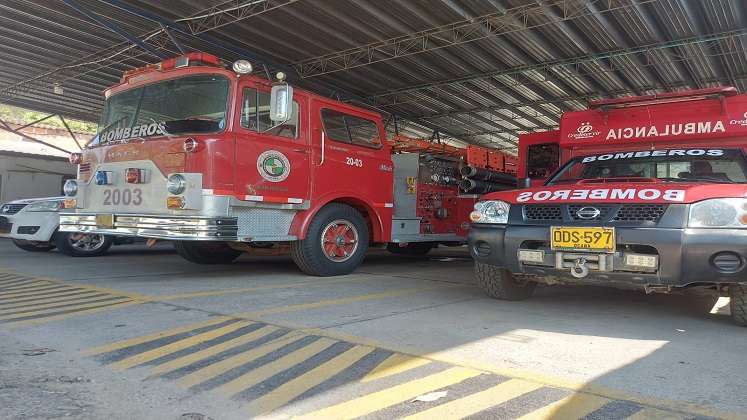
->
[91,74,229,146]
[547,148,747,185]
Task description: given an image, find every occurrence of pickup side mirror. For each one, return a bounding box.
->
[269,84,293,122]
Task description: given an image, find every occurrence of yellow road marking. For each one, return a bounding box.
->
[178,332,307,389]
[86,316,234,355]
[296,367,483,419]
[216,338,337,397]
[626,408,686,420]
[0,297,132,321]
[237,285,447,318]
[151,325,280,376]
[516,393,611,420]
[402,379,543,420]
[361,353,431,383]
[247,345,375,415]
[0,291,108,311]
[111,320,254,371]
[0,285,76,299]
[7,300,141,328]
[0,280,53,291]
[0,290,105,307]
[0,295,122,315]
[156,277,363,301]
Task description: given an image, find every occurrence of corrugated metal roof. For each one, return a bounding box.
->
[0,0,746,152]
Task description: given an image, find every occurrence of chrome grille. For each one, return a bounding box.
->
[568,205,612,221]
[0,203,27,215]
[524,205,562,221]
[613,204,667,222]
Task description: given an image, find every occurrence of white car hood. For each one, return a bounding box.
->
[4,196,64,205]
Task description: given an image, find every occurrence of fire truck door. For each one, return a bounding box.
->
[234,85,310,202]
[312,105,392,204]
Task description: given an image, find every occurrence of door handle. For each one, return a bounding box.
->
[291,148,308,153]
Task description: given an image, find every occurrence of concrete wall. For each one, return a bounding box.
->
[0,155,76,203]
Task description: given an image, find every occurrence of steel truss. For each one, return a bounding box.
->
[0,113,85,155]
[177,0,299,35]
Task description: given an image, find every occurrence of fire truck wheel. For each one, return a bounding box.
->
[291,203,369,276]
[386,242,434,255]
[475,262,536,301]
[173,241,243,264]
[54,232,113,257]
[12,239,55,252]
[729,284,747,327]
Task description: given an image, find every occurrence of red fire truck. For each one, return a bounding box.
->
[59,52,515,276]
[469,87,747,325]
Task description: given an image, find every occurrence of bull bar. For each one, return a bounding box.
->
[59,213,238,241]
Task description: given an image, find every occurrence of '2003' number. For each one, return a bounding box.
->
[103,188,143,206]
[346,157,363,167]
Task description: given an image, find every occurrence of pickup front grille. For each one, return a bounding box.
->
[523,204,668,223]
[0,203,27,215]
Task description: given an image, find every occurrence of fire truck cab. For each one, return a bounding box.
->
[469,87,747,325]
[59,53,500,276]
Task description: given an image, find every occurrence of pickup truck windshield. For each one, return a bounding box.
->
[92,74,229,146]
[548,149,747,185]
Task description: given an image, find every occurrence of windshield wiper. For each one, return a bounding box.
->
[660,177,737,184]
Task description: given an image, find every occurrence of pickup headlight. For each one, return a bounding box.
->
[26,200,63,212]
[688,198,747,228]
[470,200,510,224]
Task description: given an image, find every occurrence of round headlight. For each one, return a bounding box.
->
[232,60,253,74]
[63,180,78,197]
[167,174,186,195]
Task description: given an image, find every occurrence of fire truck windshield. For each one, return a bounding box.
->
[92,74,229,146]
[547,148,747,185]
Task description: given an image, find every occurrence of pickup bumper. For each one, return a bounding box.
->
[469,224,747,288]
[59,213,238,241]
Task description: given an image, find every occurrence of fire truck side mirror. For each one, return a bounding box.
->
[270,84,293,122]
[520,177,532,188]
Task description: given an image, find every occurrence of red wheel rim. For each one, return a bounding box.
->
[320,219,359,263]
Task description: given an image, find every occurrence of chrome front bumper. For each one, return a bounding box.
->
[59,213,238,241]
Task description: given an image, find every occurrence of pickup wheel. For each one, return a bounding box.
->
[12,239,54,252]
[730,284,747,327]
[174,241,242,264]
[386,242,434,255]
[54,232,113,257]
[291,203,368,276]
[475,262,536,301]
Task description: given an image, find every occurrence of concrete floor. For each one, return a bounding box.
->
[0,239,744,420]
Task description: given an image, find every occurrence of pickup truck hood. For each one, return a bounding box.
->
[482,183,747,204]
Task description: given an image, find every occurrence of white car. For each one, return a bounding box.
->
[0,197,113,257]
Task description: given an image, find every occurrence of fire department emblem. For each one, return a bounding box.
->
[257,150,291,182]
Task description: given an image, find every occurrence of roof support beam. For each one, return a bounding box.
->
[62,0,167,59]
[0,118,74,155]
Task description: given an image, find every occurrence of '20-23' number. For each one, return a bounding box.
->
[345,157,363,167]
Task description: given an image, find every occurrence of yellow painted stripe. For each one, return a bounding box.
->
[296,367,483,420]
[0,291,107,311]
[0,295,120,315]
[157,276,363,301]
[516,393,611,420]
[111,320,254,371]
[247,345,375,415]
[151,325,280,376]
[0,290,104,307]
[238,286,444,318]
[626,408,685,420]
[7,300,141,328]
[0,280,53,291]
[403,379,543,420]
[216,338,337,397]
[0,285,75,299]
[361,353,431,383]
[0,297,132,321]
[86,316,234,355]
[178,332,307,389]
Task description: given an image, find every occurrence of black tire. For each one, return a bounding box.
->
[475,262,536,300]
[54,232,113,257]
[12,239,54,252]
[729,284,747,327]
[386,242,434,255]
[291,203,369,276]
[173,241,243,264]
